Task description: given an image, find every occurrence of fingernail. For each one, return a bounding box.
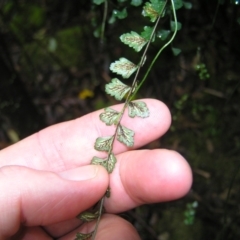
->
[59,165,99,181]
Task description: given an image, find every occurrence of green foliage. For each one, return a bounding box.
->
[108,8,128,24]
[172,0,193,10]
[105,78,131,100]
[184,201,198,225]
[93,0,186,181]
[195,63,210,80]
[94,136,114,151]
[173,0,184,10]
[100,108,121,125]
[131,0,143,7]
[141,26,155,41]
[142,0,166,22]
[77,210,99,222]
[93,0,105,5]
[54,26,83,66]
[174,94,189,110]
[172,47,182,56]
[4,3,45,41]
[128,101,150,118]
[110,58,138,78]
[48,38,57,52]
[21,26,84,69]
[117,125,135,147]
[170,20,182,31]
[91,154,117,173]
[120,31,148,52]
[157,29,170,40]
[183,1,193,9]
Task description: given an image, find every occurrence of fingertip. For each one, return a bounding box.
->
[157,149,192,201]
[146,98,172,128]
[113,149,192,211]
[145,149,192,202]
[136,99,172,138]
[96,214,141,240]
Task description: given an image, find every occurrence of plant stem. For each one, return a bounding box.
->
[91,196,105,240]
[130,0,178,100]
[105,0,169,142]
[100,0,108,44]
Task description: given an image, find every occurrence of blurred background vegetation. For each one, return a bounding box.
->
[0,0,240,239]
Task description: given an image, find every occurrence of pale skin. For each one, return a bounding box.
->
[0,99,192,240]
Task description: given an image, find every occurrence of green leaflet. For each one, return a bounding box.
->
[94,136,113,151]
[105,78,131,101]
[100,107,120,126]
[91,156,107,168]
[157,29,170,40]
[172,47,181,56]
[172,0,183,10]
[112,8,127,19]
[170,20,182,31]
[75,232,93,240]
[77,210,99,222]
[183,1,192,9]
[110,58,138,79]
[142,0,166,22]
[109,8,128,24]
[131,0,142,6]
[117,125,134,147]
[142,3,158,22]
[106,153,117,173]
[120,31,148,52]
[93,0,105,5]
[141,26,155,41]
[128,101,150,118]
[150,0,166,12]
[91,154,117,173]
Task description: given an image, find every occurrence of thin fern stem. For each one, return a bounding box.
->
[100,0,108,44]
[91,196,105,240]
[103,10,164,168]
[128,0,168,100]
[130,0,178,100]
[104,0,169,148]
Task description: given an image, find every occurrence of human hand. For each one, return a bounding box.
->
[0,99,192,240]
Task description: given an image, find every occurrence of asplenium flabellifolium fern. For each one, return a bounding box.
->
[75,0,190,239]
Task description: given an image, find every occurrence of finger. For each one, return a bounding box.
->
[50,151,191,238]
[0,165,108,239]
[59,214,140,240]
[44,149,192,237]
[105,149,192,213]
[0,99,171,172]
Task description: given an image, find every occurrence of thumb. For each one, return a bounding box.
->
[0,165,108,239]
